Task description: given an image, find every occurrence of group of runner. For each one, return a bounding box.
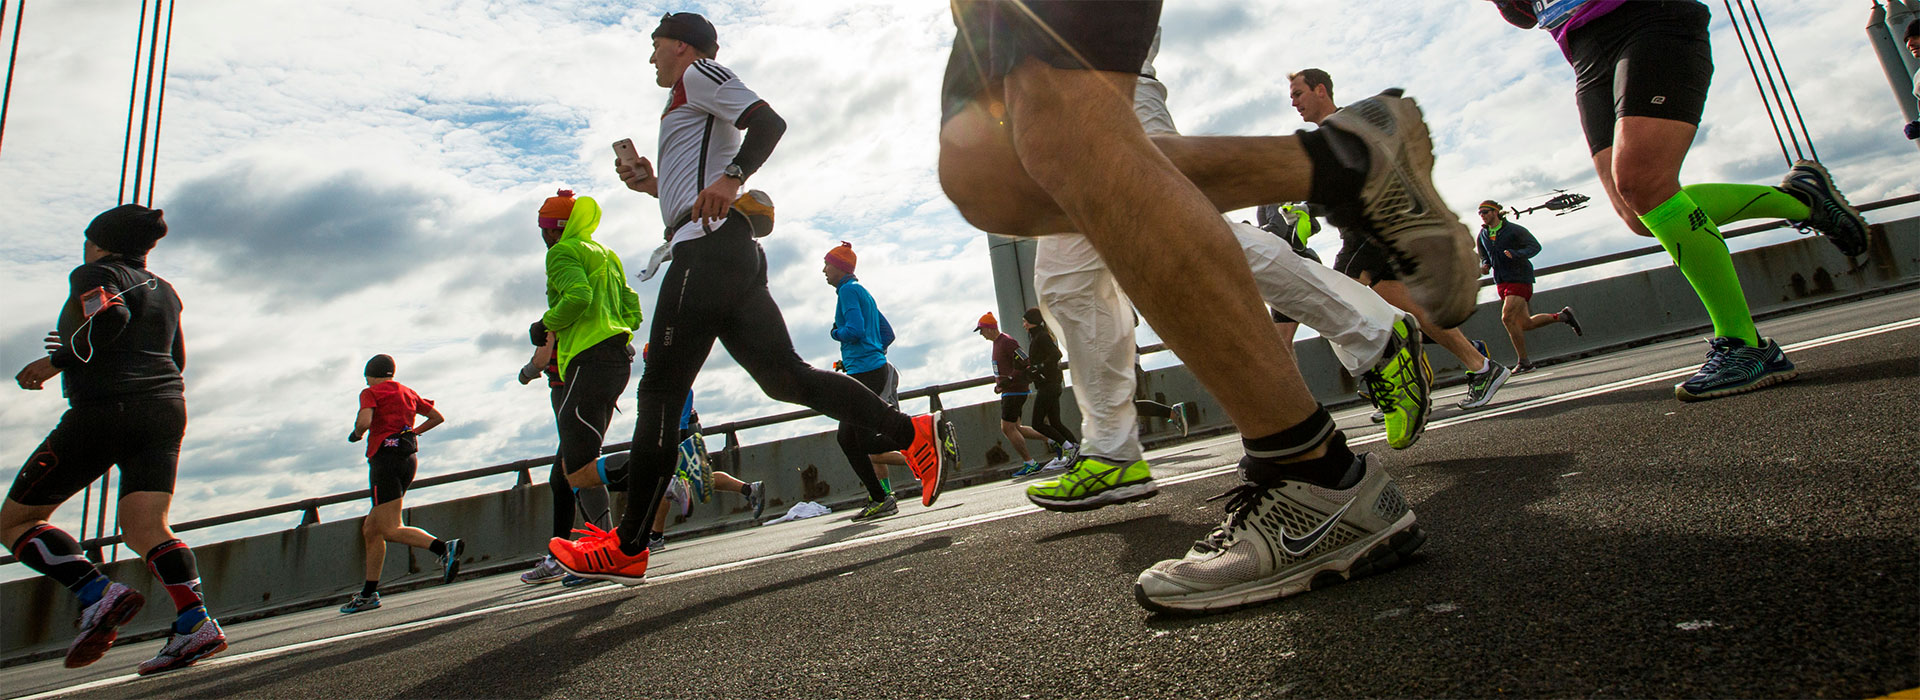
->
[5,0,1878,675]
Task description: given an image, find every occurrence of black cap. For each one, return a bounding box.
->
[652,12,718,56]
[364,354,396,378]
[85,204,168,255]
[1023,308,1045,326]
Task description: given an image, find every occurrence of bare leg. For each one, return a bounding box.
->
[713,471,746,493]
[1501,296,1532,361]
[1001,420,1034,462]
[1018,425,1047,441]
[975,62,1317,439]
[1371,280,1487,371]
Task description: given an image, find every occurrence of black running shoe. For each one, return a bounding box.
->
[1675,337,1797,402]
[1559,306,1583,336]
[1778,160,1869,257]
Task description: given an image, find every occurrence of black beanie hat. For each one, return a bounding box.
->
[1023,307,1046,326]
[85,204,168,255]
[652,12,718,56]
[364,354,396,378]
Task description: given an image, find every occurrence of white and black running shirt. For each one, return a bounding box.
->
[658,58,765,246]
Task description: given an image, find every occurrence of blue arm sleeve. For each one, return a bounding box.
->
[835,293,866,343]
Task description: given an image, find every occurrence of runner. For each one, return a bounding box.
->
[976,313,1052,477]
[940,4,1443,612]
[553,12,955,585]
[1290,67,1513,410]
[1020,308,1078,471]
[1494,0,1870,401]
[516,189,634,585]
[1476,200,1582,373]
[2,204,227,674]
[340,354,464,614]
[823,242,925,521]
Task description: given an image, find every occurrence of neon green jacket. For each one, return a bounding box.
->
[541,196,643,375]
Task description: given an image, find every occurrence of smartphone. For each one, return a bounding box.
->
[80,287,115,318]
[612,139,650,179]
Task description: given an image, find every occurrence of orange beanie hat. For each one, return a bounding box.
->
[975,312,997,331]
[538,189,576,229]
[824,241,857,274]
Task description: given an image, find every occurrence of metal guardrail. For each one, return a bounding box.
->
[6,193,1913,567]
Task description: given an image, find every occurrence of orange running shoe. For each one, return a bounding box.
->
[548,523,649,586]
[902,411,956,507]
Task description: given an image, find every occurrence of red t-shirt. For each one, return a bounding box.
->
[359,381,433,458]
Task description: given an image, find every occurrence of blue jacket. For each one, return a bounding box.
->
[1477,219,1542,284]
[830,276,893,375]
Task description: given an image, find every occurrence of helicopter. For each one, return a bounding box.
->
[1506,189,1591,218]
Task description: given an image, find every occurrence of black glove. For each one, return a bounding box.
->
[348,431,362,443]
[1905,120,1920,140]
[529,320,549,346]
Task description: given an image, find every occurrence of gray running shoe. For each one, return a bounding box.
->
[66,581,144,668]
[647,533,667,553]
[1322,91,1479,328]
[1170,403,1190,438]
[851,495,899,522]
[1134,454,1426,614]
[339,592,382,614]
[745,481,767,522]
[520,556,565,585]
[1456,360,1511,410]
[136,616,227,676]
[1778,160,1869,257]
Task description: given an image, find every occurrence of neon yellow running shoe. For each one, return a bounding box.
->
[1362,315,1434,450]
[1026,456,1158,512]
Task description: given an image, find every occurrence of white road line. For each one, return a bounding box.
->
[18,315,1918,700]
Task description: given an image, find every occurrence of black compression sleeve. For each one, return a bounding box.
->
[731,101,786,179]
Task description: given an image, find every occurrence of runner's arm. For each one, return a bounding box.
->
[540,247,590,332]
[350,407,374,442]
[731,101,786,180]
[1511,224,1543,260]
[414,402,445,435]
[49,268,133,369]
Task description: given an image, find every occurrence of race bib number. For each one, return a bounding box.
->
[1534,0,1594,30]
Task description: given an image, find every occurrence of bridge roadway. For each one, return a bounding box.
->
[7,290,1918,699]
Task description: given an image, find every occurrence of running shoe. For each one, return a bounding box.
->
[1559,307,1583,336]
[665,474,693,518]
[1675,337,1797,402]
[1471,339,1490,359]
[1026,456,1158,512]
[1134,454,1426,614]
[438,538,464,584]
[676,432,714,503]
[339,592,381,614]
[1169,403,1190,438]
[1778,160,1870,257]
[902,412,955,507]
[1456,360,1511,410]
[1513,359,1538,375]
[851,494,899,522]
[66,581,144,668]
[1368,411,1387,424]
[1322,91,1479,328]
[648,532,667,553]
[520,556,566,585]
[549,523,648,586]
[136,616,227,676]
[1361,316,1434,450]
[561,573,595,588]
[1012,461,1045,478]
[745,480,767,521]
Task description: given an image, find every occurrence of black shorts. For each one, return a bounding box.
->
[941,0,1164,123]
[9,399,186,507]
[1567,0,1712,154]
[368,447,418,506]
[999,393,1030,423]
[1334,231,1399,284]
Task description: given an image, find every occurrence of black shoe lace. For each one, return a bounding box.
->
[1193,483,1269,553]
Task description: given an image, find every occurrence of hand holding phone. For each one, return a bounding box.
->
[613,139,654,188]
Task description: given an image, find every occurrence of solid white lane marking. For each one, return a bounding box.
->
[19,315,1918,700]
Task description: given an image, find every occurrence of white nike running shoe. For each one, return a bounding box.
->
[1134,453,1426,614]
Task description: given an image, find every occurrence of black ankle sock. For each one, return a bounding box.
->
[1243,432,1359,490]
[428,540,448,557]
[648,531,663,540]
[362,581,379,597]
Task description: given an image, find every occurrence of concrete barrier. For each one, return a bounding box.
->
[4,218,1915,664]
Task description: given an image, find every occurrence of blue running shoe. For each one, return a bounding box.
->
[1675,337,1797,402]
[439,539,464,584]
[561,573,595,588]
[676,433,713,503]
[1012,461,1045,478]
[339,592,381,614]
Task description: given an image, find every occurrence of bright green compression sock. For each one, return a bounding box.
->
[1679,183,1809,224]
[1640,190,1761,346]
[877,477,892,495]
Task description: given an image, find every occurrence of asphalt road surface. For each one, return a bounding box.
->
[8,290,1918,699]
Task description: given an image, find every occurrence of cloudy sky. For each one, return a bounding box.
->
[2,1,1916,561]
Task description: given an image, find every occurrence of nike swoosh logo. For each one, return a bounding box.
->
[1278,496,1357,557]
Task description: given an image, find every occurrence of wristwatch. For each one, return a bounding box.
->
[722,163,746,182]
